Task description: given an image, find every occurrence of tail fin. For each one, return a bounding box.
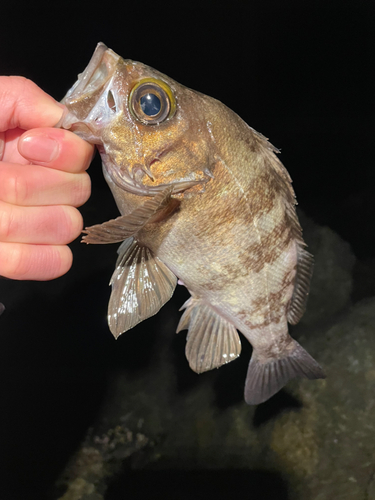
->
[244,340,325,405]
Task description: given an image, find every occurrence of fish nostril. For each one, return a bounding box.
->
[107,90,117,112]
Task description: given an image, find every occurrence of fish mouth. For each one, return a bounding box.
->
[64,43,110,99]
[61,42,118,108]
[57,42,120,140]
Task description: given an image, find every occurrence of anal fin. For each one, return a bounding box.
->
[177,297,241,373]
[108,238,177,338]
[82,187,178,244]
[244,339,325,405]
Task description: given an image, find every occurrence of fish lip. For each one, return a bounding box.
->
[63,42,115,100]
[57,42,120,133]
[66,42,108,98]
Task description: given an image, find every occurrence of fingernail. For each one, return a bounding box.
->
[19,135,59,163]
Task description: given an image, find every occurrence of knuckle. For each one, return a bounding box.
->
[6,171,28,205]
[5,78,35,123]
[83,144,95,170]
[59,206,83,243]
[0,204,13,240]
[71,173,91,207]
[0,77,40,130]
[15,77,37,107]
[4,244,30,279]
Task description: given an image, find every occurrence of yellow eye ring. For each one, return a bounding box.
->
[129,78,176,125]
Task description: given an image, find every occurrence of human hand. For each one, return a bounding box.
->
[0,77,93,280]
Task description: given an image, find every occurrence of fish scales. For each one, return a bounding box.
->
[59,43,325,404]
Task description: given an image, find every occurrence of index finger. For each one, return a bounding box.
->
[0,76,64,132]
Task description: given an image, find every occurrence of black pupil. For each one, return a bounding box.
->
[140,93,161,116]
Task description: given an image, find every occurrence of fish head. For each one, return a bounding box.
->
[59,42,216,197]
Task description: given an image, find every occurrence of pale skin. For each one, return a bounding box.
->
[0,76,93,280]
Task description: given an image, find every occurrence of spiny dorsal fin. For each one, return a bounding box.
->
[108,238,177,338]
[244,339,325,405]
[177,296,241,373]
[253,129,314,325]
[252,128,295,203]
[253,128,309,247]
[81,187,177,244]
[287,245,314,325]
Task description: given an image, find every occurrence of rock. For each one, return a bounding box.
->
[56,424,150,500]
[270,297,375,500]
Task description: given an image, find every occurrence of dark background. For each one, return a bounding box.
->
[0,1,374,499]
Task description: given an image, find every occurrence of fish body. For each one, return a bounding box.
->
[60,43,325,404]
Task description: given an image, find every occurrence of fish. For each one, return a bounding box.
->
[59,42,325,405]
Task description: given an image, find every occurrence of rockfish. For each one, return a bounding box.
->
[59,43,325,404]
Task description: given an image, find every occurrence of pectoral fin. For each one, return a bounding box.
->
[82,187,178,244]
[108,238,177,338]
[177,297,241,373]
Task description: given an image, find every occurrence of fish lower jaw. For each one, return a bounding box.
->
[103,156,205,196]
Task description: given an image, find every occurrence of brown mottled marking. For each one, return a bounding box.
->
[250,268,296,313]
[239,218,293,273]
[260,334,295,359]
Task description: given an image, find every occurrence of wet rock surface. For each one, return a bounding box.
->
[271,297,375,500]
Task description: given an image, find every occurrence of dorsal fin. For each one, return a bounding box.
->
[253,128,309,246]
[287,244,314,325]
[108,238,177,338]
[252,129,314,325]
[177,296,241,373]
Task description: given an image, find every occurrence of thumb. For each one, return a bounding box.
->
[0,76,64,132]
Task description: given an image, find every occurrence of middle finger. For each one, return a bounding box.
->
[0,162,91,207]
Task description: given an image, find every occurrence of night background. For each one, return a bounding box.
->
[0,1,374,499]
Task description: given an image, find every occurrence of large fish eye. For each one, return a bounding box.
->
[129,78,176,125]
